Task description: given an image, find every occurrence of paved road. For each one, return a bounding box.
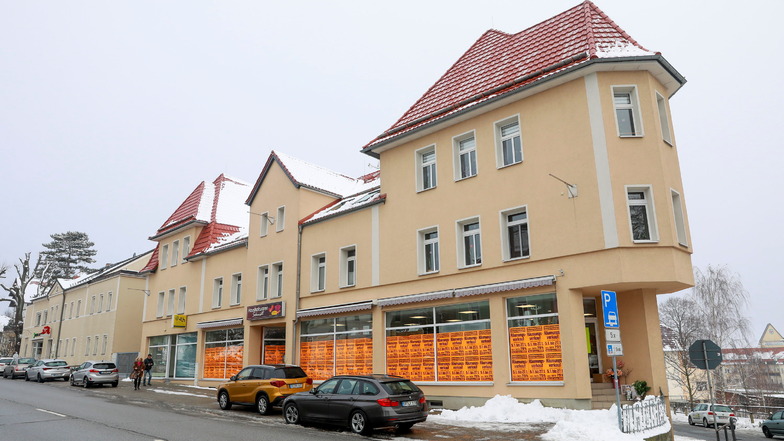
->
[0,376,552,440]
[672,420,770,441]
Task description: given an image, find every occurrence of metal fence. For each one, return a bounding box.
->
[621,394,668,434]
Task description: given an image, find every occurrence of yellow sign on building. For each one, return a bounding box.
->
[172,314,187,328]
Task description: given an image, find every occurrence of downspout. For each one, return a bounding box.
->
[292,223,303,364]
[55,287,66,358]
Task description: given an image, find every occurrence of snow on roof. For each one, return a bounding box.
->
[301,187,384,225]
[273,151,375,197]
[362,1,661,152]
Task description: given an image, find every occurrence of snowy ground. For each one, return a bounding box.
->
[429,395,670,441]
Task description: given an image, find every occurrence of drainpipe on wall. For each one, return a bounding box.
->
[292,224,303,364]
[54,286,67,358]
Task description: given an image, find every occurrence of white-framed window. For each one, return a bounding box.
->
[160,244,169,269]
[276,206,286,232]
[106,292,112,312]
[102,335,108,355]
[671,189,687,246]
[167,289,175,316]
[230,273,242,305]
[35,312,41,326]
[98,294,104,313]
[63,339,68,358]
[457,217,482,268]
[70,338,76,357]
[656,92,672,145]
[212,278,224,308]
[90,296,95,314]
[157,292,165,318]
[416,145,437,192]
[626,186,658,242]
[453,131,477,180]
[182,236,191,262]
[85,337,91,356]
[257,265,269,300]
[93,335,99,355]
[417,226,440,275]
[311,253,326,293]
[260,212,270,237]
[612,85,643,137]
[495,115,523,167]
[501,206,530,260]
[171,240,179,267]
[177,287,187,314]
[271,263,284,298]
[340,246,356,287]
[69,302,73,319]
[76,300,81,318]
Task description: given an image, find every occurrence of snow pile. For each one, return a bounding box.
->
[0,315,10,329]
[430,395,671,441]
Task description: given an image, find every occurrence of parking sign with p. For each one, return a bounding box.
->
[601,290,619,328]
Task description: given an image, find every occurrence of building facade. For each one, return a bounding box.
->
[137,1,692,410]
[21,252,150,369]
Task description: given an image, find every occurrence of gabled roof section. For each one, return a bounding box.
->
[362,1,664,153]
[142,174,250,272]
[760,323,784,348]
[58,250,153,290]
[300,172,383,226]
[246,151,378,205]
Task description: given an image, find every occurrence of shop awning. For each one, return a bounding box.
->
[376,289,454,307]
[196,318,243,329]
[454,275,555,298]
[297,301,373,318]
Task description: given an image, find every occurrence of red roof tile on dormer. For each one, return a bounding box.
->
[187,222,243,258]
[362,1,653,152]
[140,244,160,274]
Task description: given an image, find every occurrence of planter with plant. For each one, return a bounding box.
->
[632,380,651,400]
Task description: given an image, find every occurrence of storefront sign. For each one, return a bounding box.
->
[247,302,285,321]
[172,314,187,328]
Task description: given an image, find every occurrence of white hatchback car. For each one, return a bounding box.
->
[26,359,70,382]
[688,403,735,427]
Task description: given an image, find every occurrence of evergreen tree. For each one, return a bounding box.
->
[40,231,97,280]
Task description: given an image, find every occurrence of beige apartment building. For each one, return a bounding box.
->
[21,252,150,368]
[136,1,693,410]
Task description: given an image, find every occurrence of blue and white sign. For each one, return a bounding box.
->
[601,290,619,329]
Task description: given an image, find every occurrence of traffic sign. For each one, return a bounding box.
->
[607,343,624,356]
[601,290,619,328]
[605,329,621,342]
[689,339,722,370]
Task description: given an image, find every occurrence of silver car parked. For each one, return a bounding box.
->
[70,361,119,388]
[26,359,70,382]
[3,357,36,379]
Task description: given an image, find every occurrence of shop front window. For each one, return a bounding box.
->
[507,293,562,382]
[263,327,285,364]
[299,314,372,381]
[204,328,244,379]
[385,301,493,382]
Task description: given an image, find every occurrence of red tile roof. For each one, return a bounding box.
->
[362,1,655,152]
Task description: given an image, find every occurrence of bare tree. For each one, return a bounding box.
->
[0,253,49,353]
[660,296,705,409]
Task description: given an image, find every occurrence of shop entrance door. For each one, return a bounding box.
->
[583,298,602,380]
[262,327,286,364]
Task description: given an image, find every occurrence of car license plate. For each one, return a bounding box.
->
[401,400,417,407]
[289,383,303,389]
[101,371,112,375]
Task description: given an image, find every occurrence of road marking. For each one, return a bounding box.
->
[36,408,66,417]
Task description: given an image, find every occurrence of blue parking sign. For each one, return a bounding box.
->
[602,290,619,328]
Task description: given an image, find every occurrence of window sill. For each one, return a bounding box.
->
[497,160,523,170]
[458,263,482,270]
[416,186,437,194]
[454,174,477,182]
[419,270,439,276]
[618,134,644,138]
[339,284,356,289]
[632,240,659,244]
[503,255,530,262]
[310,289,325,294]
[663,139,674,147]
[507,381,564,386]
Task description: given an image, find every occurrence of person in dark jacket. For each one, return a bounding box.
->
[143,354,154,386]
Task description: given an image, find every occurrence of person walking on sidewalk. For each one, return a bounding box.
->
[143,354,154,386]
[131,357,144,390]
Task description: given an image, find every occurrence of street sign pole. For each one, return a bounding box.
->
[601,290,622,431]
[612,356,622,430]
[703,342,719,441]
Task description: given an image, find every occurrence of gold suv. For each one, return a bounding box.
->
[217,364,312,414]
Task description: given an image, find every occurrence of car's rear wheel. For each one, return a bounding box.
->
[688,416,694,425]
[37,374,44,383]
[256,394,270,415]
[111,381,118,387]
[83,378,90,388]
[350,410,372,435]
[763,426,773,438]
[284,403,300,424]
[218,391,232,410]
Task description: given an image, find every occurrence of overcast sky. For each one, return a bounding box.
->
[2,1,782,340]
